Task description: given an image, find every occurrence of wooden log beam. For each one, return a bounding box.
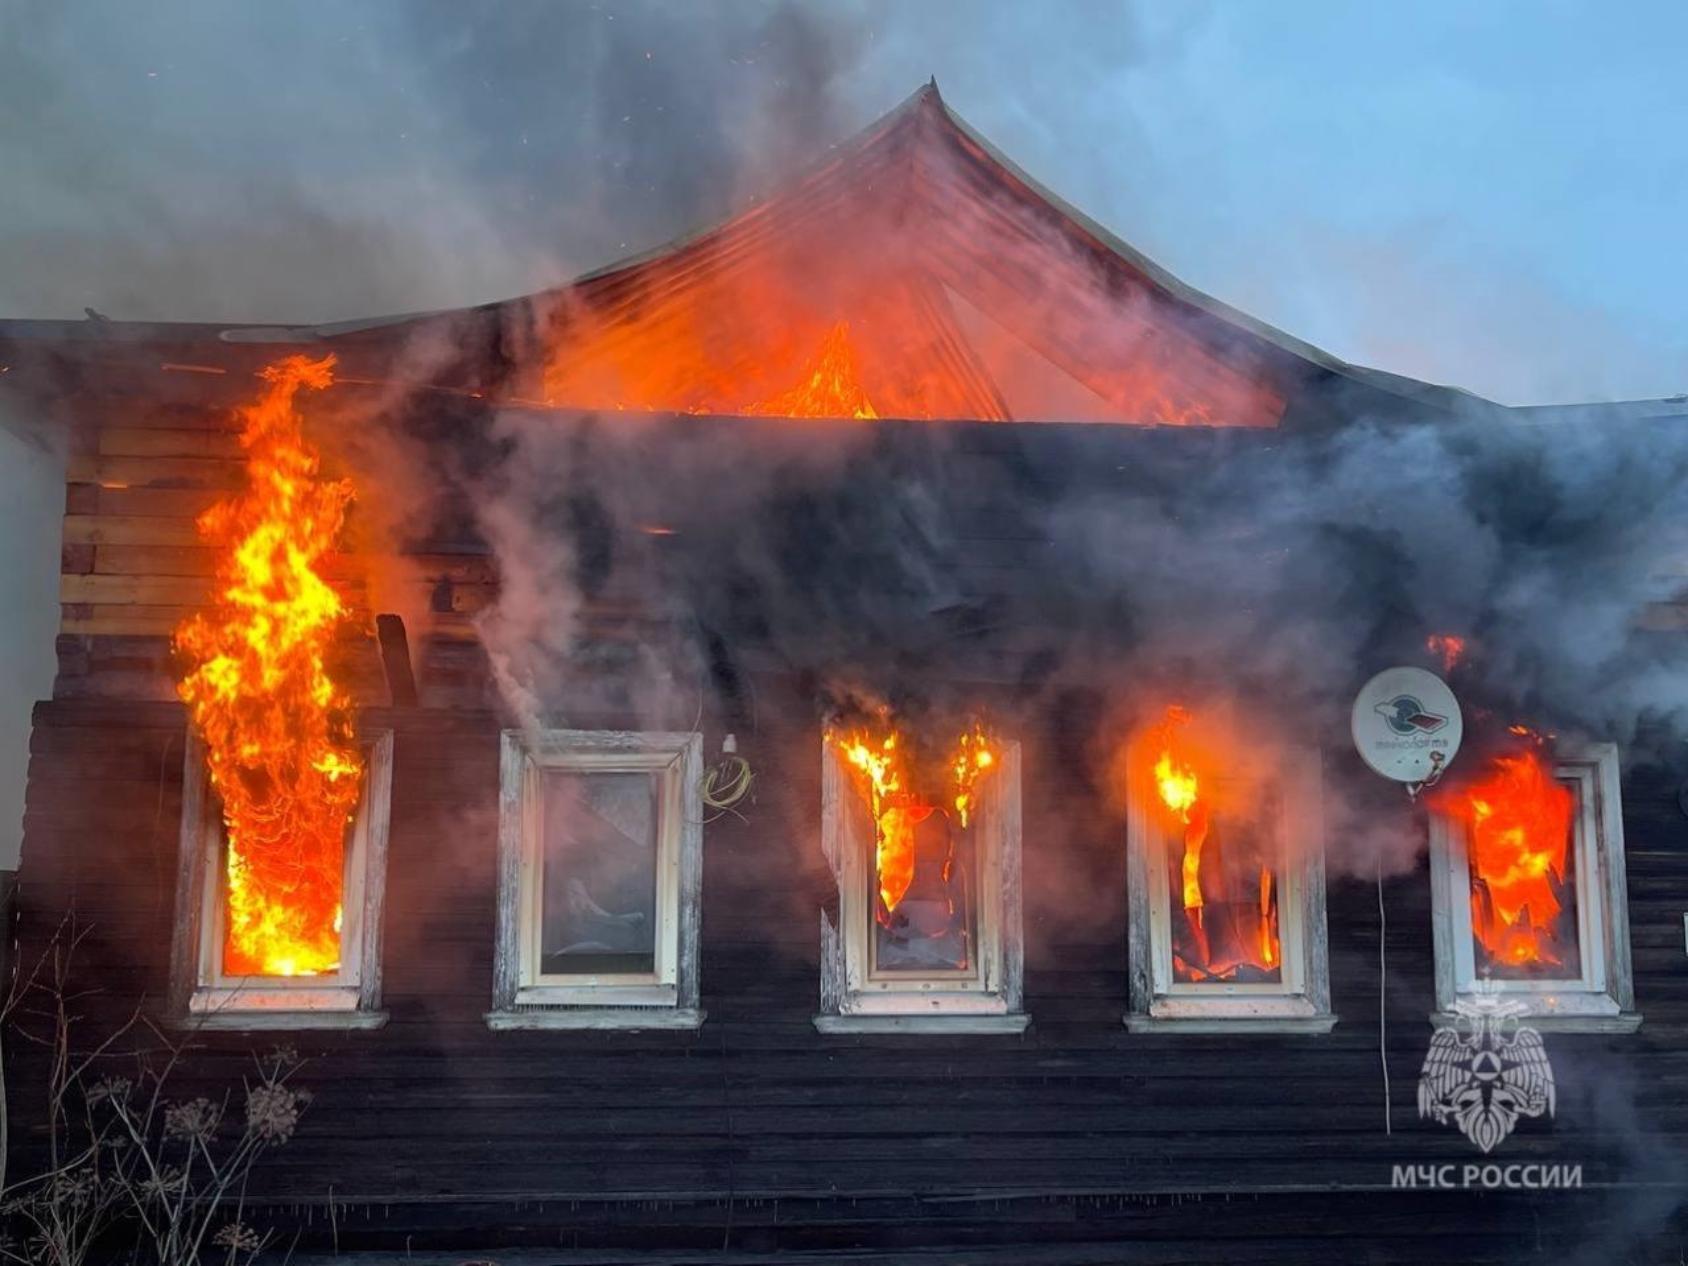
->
[376,614,418,707]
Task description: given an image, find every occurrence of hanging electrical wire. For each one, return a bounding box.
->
[701,733,755,823]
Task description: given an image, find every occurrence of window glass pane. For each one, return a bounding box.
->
[1167,787,1283,985]
[871,806,976,974]
[540,771,659,976]
[1468,776,1581,981]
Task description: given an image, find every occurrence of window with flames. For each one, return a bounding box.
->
[170,731,393,1028]
[165,355,391,1029]
[1125,707,1333,1031]
[817,721,1026,1031]
[489,729,704,1029]
[1428,737,1638,1031]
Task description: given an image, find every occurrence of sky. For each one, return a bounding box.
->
[2,0,1684,405]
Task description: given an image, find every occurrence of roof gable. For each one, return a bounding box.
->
[0,83,1497,428]
[531,84,1300,426]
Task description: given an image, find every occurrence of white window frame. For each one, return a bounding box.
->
[1429,739,1639,1032]
[169,730,392,1031]
[488,729,703,1030]
[1125,739,1334,1033]
[816,737,1026,1033]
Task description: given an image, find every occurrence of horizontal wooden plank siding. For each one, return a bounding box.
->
[17,389,1688,1257]
[66,454,246,489]
[97,426,244,459]
[61,514,205,547]
[8,697,1687,1261]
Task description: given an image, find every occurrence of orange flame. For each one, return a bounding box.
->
[838,729,916,914]
[950,720,996,829]
[1147,705,1281,982]
[1434,737,1574,971]
[1427,633,1467,673]
[1150,707,1205,911]
[834,721,998,919]
[174,355,363,978]
[744,321,878,419]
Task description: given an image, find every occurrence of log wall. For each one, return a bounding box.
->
[12,381,1688,1260]
[11,697,1688,1262]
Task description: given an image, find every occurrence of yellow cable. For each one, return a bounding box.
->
[701,754,754,813]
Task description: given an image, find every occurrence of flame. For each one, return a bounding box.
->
[1427,633,1467,673]
[1150,707,1204,911]
[174,355,363,978]
[1147,705,1281,982]
[834,720,998,919]
[1153,751,1200,823]
[533,163,1288,427]
[743,321,878,419]
[838,729,917,914]
[1434,736,1574,972]
[950,720,995,828]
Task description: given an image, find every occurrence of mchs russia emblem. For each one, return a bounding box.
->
[1418,991,1556,1153]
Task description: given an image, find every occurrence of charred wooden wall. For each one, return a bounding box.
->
[9,372,1688,1261]
[12,696,1688,1263]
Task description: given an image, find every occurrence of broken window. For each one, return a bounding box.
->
[1125,709,1334,1032]
[490,729,703,1029]
[169,731,393,1029]
[817,724,1026,1032]
[1428,739,1639,1031]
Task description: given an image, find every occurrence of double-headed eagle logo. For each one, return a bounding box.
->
[1418,991,1556,1153]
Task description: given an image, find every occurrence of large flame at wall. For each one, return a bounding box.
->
[174,355,364,977]
[1434,738,1574,972]
[834,721,998,922]
[1148,706,1279,981]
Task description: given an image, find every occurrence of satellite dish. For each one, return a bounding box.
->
[1351,666,1463,786]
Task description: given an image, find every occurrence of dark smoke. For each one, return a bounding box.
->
[414,381,1688,883]
[0,1,866,325]
[4,3,1681,403]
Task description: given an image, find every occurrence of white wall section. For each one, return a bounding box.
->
[0,396,65,869]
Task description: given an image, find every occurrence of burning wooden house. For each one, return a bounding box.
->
[1,82,1685,1262]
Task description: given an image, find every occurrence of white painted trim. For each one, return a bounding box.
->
[1125,739,1334,1032]
[817,738,1026,1027]
[1428,740,1639,1028]
[169,730,392,1030]
[486,1007,705,1032]
[190,1009,389,1032]
[814,1013,1030,1035]
[491,729,703,1029]
[1124,1014,1338,1034]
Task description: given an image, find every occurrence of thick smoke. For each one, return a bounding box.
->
[1043,408,1688,731]
[446,397,1688,882]
[393,100,1688,880]
[4,3,1682,403]
[466,409,704,741]
[1038,404,1688,876]
[0,1,865,327]
[216,1,1688,892]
